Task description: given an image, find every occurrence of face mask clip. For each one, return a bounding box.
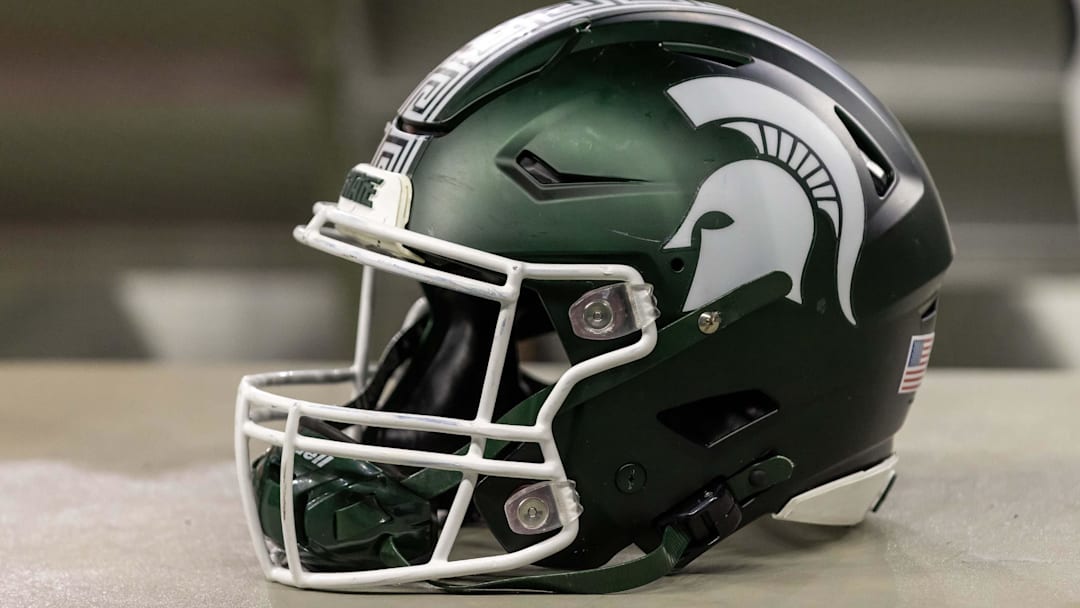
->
[504,480,584,536]
[569,283,660,341]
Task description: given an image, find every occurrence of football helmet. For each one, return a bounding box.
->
[236,0,953,593]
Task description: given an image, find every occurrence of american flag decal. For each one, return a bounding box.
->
[898,333,935,394]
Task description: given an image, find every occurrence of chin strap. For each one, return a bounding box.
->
[379,526,690,594]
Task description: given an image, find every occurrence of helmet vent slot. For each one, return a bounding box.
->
[660,42,752,69]
[920,296,939,322]
[835,107,895,197]
[658,390,779,449]
[516,151,641,186]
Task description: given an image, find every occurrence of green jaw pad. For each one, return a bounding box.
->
[252,442,436,572]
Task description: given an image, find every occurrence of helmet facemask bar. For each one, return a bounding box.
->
[235,201,659,590]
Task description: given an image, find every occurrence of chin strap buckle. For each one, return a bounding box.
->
[658,454,795,568]
[659,481,743,568]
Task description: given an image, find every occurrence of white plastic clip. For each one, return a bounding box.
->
[504,481,583,536]
[569,283,660,341]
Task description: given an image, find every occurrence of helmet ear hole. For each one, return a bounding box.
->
[670,258,686,273]
[658,391,780,449]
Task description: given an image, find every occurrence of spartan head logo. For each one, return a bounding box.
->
[664,77,866,325]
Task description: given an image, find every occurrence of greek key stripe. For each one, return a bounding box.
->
[372,123,430,175]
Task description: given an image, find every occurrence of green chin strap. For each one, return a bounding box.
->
[379,526,691,594]
[252,446,437,572]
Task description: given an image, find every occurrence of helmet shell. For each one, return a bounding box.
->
[374,2,952,568]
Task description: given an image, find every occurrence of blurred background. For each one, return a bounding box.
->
[2,0,1079,367]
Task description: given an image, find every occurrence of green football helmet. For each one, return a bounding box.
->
[236,0,953,593]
